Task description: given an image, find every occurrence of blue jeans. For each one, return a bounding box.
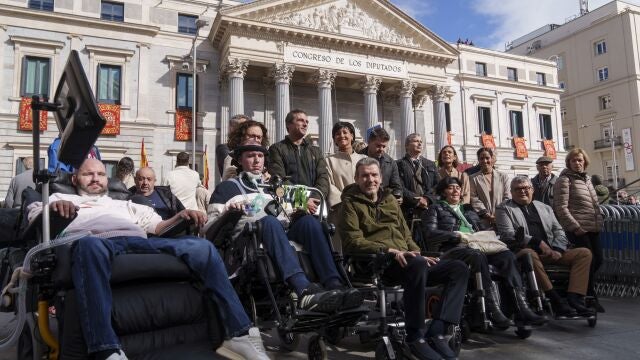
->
[259,215,341,286]
[71,235,251,354]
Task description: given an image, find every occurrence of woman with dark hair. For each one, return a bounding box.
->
[469,147,510,226]
[116,156,135,188]
[421,177,547,328]
[437,145,470,203]
[222,120,269,181]
[553,148,605,312]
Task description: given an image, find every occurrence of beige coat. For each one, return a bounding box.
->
[325,151,367,207]
[552,168,604,233]
[469,170,510,217]
[437,167,470,204]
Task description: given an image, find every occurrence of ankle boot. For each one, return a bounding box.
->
[567,293,596,317]
[513,288,548,326]
[485,285,512,328]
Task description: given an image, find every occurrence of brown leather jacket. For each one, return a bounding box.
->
[552,168,603,233]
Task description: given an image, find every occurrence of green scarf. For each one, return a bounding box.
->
[441,200,473,234]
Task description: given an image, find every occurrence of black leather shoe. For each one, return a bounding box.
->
[408,338,443,360]
[428,335,458,360]
[551,297,578,318]
[486,286,513,328]
[514,288,548,326]
[567,293,596,317]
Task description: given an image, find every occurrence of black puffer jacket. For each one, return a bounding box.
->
[420,202,488,252]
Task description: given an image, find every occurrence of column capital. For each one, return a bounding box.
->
[313,69,336,88]
[399,80,416,97]
[361,75,382,94]
[223,58,249,79]
[271,63,295,84]
[412,94,428,110]
[428,85,449,102]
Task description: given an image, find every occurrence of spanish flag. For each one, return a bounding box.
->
[140,138,149,168]
[203,145,210,189]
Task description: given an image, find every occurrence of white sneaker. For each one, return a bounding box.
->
[215,327,270,360]
[104,350,128,360]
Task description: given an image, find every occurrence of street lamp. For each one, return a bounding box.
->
[188,18,209,170]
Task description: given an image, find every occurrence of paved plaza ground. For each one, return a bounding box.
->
[1,297,638,359]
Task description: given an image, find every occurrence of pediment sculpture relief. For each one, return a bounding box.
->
[266,1,421,48]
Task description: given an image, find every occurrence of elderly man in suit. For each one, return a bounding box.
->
[495,175,594,317]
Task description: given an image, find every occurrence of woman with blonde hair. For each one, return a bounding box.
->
[553,148,604,312]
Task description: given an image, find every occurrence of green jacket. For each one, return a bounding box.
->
[339,183,420,254]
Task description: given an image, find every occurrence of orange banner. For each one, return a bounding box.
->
[513,137,528,158]
[543,139,557,159]
[18,97,47,131]
[140,138,148,168]
[203,145,210,189]
[481,133,496,149]
[447,131,452,146]
[98,103,120,135]
[175,109,192,141]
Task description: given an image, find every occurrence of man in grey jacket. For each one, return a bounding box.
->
[4,157,35,208]
[496,176,594,317]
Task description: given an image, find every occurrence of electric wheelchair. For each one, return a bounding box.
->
[204,181,367,359]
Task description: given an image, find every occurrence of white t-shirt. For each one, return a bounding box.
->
[27,193,163,239]
[163,166,200,211]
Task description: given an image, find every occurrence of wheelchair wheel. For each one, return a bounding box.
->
[308,335,328,360]
[325,326,345,345]
[515,327,532,339]
[277,328,300,352]
[375,340,401,360]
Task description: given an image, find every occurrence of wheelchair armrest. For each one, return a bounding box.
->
[156,218,192,238]
[347,252,395,274]
[205,210,243,247]
[20,211,77,243]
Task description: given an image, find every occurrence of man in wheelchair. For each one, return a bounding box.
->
[340,157,469,360]
[495,176,594,317]
[26,159,269,360]
[205,140,362,313]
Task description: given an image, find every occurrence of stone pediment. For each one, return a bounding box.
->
[219,0,457,58]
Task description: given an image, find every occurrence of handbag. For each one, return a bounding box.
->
[458,230,508,254]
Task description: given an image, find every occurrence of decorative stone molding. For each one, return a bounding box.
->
[271,63,295,84]
[412,94,428,109]
[399,80,416,97]
[313,69,336,88]
[360,75,381,94]
[223,58,249,79]
[428,85,449,102]
[265,2,420,48]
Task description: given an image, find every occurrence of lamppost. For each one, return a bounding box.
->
[187,18,209,170]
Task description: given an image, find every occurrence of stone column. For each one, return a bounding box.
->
[430,85,449,153]
[224,58,248,119]
[361,75,381,130]
[314,69,336,154]
[136,42,150,122]
[413,94,428,139]
[272,63,295,142]
[218,75,229,147]
[399,80,417,143]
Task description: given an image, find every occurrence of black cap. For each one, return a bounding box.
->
[536,156,553,164]
[232,140,268,160]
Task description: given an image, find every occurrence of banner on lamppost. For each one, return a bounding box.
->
[622,128,635,171]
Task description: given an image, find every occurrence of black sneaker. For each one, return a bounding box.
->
[428,335,458,360]
[408,338,443,360]
[341,288,364,310]
[299,287,343,313]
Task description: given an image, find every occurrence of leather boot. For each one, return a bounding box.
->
[485,285,512,328]
[513,288,548,326]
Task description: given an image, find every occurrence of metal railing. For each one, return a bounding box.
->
[594,135,622,149]
[596,204,640,297]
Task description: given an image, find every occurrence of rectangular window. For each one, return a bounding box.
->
[599,94,612,110]
[21,56,50,97]
[507,67,518,81]
[509,110,524,137]
[597,67,609,81]
[539,114,553,140]
[561,108,567,121]
[477,106,492,135]
[602,126,612,139]
[594,40,607,55]
[559,81,565,89]
[28,0,54,11]
[556,55,564,70]
[178,14,198,34]
[475,62,487,77]
[563,130,570,149]
[176,73,195,109]
[97,64,121,104]
[101,1,124,22]
[536,72,546,86]
[444,103,451,131]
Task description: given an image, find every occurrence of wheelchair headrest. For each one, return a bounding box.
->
[48,172,131,200]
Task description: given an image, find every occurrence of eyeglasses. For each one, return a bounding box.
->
[513,186,532,193]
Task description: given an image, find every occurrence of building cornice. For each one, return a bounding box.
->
[0,4,160,37]
[457,44,558,67]
[9,35,65,51]
[457,73,564,94]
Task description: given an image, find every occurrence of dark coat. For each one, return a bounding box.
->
[268,136,330,198]
[531,173,557,207]
[357,148,403,197]
[130,185,185,218]
[421,202,488,252]
[396,154,438,213]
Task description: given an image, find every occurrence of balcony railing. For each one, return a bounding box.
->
[607,178,626,187]
[594,136,622,150]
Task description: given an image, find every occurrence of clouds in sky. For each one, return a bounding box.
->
[473,0,626,50]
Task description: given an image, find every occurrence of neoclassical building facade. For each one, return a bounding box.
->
[0,0,563,197]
